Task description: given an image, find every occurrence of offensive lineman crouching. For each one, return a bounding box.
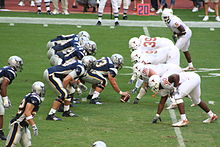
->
[5,81,45,147]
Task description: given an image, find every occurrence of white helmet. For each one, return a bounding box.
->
[32,81,46,101]
[148,75,161,93]
[161,8,173,22]
[132,62,145,77]
[82,56,97,69]
[111,54,124,69]
[49,55,62,66]
[128,37,140,52]
[130,50,142,63]
[8,56,23,72]
[78,31,90,39]
[79,36,89,47]
[46,41,55,50]
[47,48,55,59]
[92,141,107,147]
[84,40,97,55]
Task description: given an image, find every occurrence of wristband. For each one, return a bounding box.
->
[156,114,160,117]
[119,91,123,95]
[2,96,8,100]
[26,115,33,120]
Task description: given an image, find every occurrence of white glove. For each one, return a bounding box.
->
[32,124,38,136]
[78,83,88,91]
[2,96,11,108]
[76,87,82,95]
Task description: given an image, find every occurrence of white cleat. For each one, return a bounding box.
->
[203,16,209,21]
[203,114,218,123]
[215,16,220,22]
[30,1,35,6]
[166,103,177,110]
[182,66,196,71]
[208,7,215,13]
[18,1,25,6]
[192,7,198,12]
[156,8,162,14]
[52,10,59,15]
[62,11,69,15]
[172,119,189,127]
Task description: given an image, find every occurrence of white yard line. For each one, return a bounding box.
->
[143,26,186,147]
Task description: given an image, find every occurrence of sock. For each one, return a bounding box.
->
[188,62,193,67]
[37,4,41,11]
[49,108,56,115]
[135,78,143,89]
[137,87,147,99]
[123,9,128,16]
[89,88,95,95]
[114,13,119,22]
[64,105,70,112]
[91,91,100,99]
[207,110,214,118]
[45,2,50,11]
[98,13,102,21]
[180,114,187,120]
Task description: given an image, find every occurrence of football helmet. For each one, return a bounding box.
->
[148,75,161,93]
[128,37,140,52]
[92,141,107,147]
[139,35,150,41]
[49,55,62,66]
[32,81,46,101]
[78,31,90,39]
[47,48,55,59]
[46,41,55,50]
[111,54,124,69]
[130,50,142,63]
[84,40,97,55]
[132,62,145,77]
[8,56,23,72]
[79,36,89,47]
[161,8,173,23]
[82,56,97,69]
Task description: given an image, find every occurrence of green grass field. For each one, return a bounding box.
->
[0,12,220,147]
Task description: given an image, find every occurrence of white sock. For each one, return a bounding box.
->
[49,108,56,115]
[188,62,193,67]
[207,110,214,118]
[137,87,147,99]
[91,91,100,99]
[135,78,143,89]
[180,114,187,120]
[89,88,95,95]
[64,105,70,112]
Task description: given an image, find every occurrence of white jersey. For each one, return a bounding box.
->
[165,15,191,35]
[138,37,175,52]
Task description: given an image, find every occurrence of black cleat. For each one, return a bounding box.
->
[123,15,128,20]
[47,10,52,15]
[90,98,102,104]
[87,95,93,100]
[133,98,140,104]
[0,131,6,140]
[115,21,120,26]
[62,110,79,117]
[37,10,42,14]
[96,21,102,26]
[46,114,62,121]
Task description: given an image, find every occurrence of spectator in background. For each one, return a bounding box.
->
[0,0,5,8]
[18,0,35,6]
[191,0,215,13]
[151,0,167,12]
[76,0,97,12]
[52,0,69,15]
[203,0,220,21]
[156,0,174,14]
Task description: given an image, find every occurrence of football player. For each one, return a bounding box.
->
[0,56,23,140]
[5,81,45,147]
[161,8,196,71]
[82,54,129,104]
[118,0,131,20]
[131,62,182,105]
[35,0,51,14]
[149,73,218,127]
[44,56,96,121]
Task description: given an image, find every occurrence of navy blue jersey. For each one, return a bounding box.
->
[0,66,17,84]
[52,39,80,52]
[48,60,86,79]
[51,34,79,42]
[10,92,42,127]
[93,57,118,77]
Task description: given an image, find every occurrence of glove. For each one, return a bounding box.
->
[128,79,134,84]
[76,87,82,95]
[152,115,162,123]
[131,87,138,94]
[172,34,178,43]
[2,96,11,108]
[78,83,88,91]
[32,124,38,136]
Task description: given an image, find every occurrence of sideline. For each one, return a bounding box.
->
[1,17,220,28]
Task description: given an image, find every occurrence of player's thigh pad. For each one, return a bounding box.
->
[20,128,32,147]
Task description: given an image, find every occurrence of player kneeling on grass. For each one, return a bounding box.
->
[5,81,45,147]
[149,72,218,127]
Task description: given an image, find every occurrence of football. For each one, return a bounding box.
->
[120,94,131,103]
[92,141,107,147]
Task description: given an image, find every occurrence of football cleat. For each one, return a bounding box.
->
[37,10,42,14]
[208,7,215,13]
[18,1,25,6]
[52,10,59,15]
[96,21,102,26]
[62,110,79,117]
[203,16,209,21]
[46,114,62,121]
[172,119,189,127]
[115,21,120,26]
[90,98,102,104]
[123,15,128,20]
[47,10,52,15]
[166,103,177,109]
[0,131,6,140]
[133,98,140,104]
[182,66,196,71]
[216,16,220,22]
[203,114,218,123]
